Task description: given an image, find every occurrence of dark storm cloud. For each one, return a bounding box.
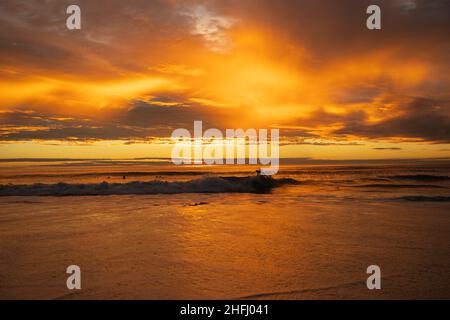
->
[331,85,387,105]
[0,35,79,73]
[0,98,241,141]
[211,0,450,62]
[122,99,242,130]
[0,0,194,76]
[1,125,144,141]
[290,108,368,127]
[0,110,150,141]
[283,96,450,143]
[334,97,450,142]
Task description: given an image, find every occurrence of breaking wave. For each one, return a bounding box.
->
[0,176,299,196]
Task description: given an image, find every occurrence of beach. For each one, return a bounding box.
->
[1,161,450,299]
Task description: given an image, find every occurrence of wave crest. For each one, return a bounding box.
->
[0,176,298,196]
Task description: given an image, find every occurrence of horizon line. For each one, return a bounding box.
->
[1,157,450,164]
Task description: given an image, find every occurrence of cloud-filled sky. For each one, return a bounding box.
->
[0,0,449,159]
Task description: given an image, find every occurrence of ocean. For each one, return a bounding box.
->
[1,160,449,299]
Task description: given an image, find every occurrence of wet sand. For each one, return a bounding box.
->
[1,193,449,299]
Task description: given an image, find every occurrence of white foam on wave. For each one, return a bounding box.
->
[0,176,298,196]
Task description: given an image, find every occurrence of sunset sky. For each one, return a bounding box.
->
[0,0,449,160]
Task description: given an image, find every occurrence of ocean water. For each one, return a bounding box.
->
[0,161,450,299]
